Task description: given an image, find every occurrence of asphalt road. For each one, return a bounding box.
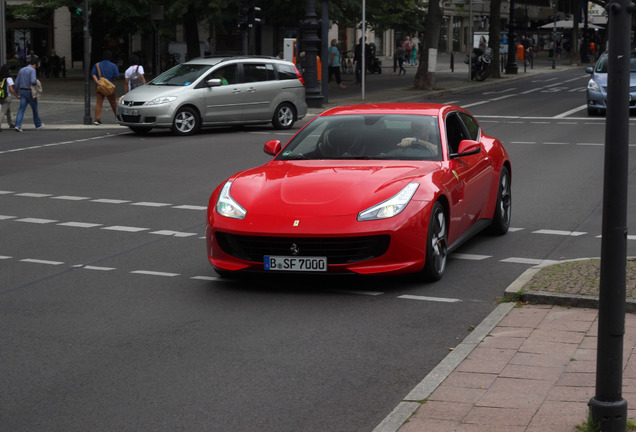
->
[1,66,635,432]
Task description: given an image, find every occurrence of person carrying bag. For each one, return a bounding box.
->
[90,50,119,125]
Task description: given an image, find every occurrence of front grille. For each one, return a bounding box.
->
[122,115,141,123]
[215,233,390,264]
[124,101,145,107]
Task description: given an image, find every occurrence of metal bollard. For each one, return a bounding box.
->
[450,52,454,72]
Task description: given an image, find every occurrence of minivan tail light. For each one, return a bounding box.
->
[294,66,305,86]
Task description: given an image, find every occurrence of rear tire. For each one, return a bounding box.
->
[490,166,512,235]
[272,103,295,130]
[422,201,448,281]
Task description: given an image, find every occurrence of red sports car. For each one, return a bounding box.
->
[206,103,511,280]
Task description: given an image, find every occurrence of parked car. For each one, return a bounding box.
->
[117,56,307,135]
[586,51,636,116]
[206,103,512,281]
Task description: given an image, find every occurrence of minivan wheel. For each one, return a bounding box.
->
[272,103,295,130]
[172,107,201,135]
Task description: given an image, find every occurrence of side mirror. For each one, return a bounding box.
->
[450,140,481,159]
[585,66,594,74]
[206,78,222,87]
[264,140,282,156]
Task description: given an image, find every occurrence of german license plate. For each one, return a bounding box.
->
[264,256,327,272]
[122,108,138,116]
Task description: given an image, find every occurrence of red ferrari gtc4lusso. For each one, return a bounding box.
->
[206,103,511,280]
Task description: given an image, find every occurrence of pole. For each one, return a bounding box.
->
[552,1,557,69]
[588,0,631,428]
[0,0,6,66]
[82,0,91,125]
[468,0,472,81]
[361,0,366,100]
[321,0,328,104]
[302,0,323,108]
[505,0,517,74]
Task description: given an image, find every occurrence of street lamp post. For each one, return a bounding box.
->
[552,1,557,69]
[301,0,323,108]
[505,0,517,74]
[82,0,91,125]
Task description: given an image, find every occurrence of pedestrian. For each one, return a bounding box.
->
[396,40,406,75]
[13,58,44,132]
[403,36,412,65]
[411,33,420,65]
[124,54,146,94]
[328,39,346,89]
[91,50,119,125]
[0,64,18,132]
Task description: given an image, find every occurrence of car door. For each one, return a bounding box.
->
[445,112,494,238]
[200,63,245,124]
[241,62,279,122]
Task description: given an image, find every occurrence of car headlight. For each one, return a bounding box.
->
[216,181,247,219]
[146,96,178,106]
[587,79,601,92]
[357,182,419,221]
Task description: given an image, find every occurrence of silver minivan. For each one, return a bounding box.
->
[117,56,308,135]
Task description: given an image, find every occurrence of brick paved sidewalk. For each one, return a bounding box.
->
[397,304,636,432]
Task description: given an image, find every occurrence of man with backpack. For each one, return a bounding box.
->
[0,64,19,131]
[124,54,146,94]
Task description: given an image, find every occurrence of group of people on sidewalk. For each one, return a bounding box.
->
[0,50,146,131]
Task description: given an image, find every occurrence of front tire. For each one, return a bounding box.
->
[490,166,512,235]
[172,107,200,136]
[422,201,448,281]
[272,103,296,130]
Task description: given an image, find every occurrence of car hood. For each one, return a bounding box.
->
[591,72,636,89]
[120,84,191,102]
[228,160,441,217]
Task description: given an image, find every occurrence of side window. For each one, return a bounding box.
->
[277,63,298,80]
[205,65,238,85]
[457,112,480,141]
[445,113,468,154]
[243,63,273,82]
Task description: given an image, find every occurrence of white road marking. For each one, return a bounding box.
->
[398,295,461,303]
[173,205,207,211]
[52,195,90,201]
[132,201,172,207]
[102,225,149,232]
[82,265,116,271]
[0,190,15,194]
[58,222,103,228]
[329,289,384,296]
[508,227,525,232]
[191,276,220,281]
[451,253,491,260]
[500,257,560,265]
[131,270,180,277]
[15,218,58,224]
[20,258,65,265]
[0,255,12,259]
[0,215,16,220]
[150,230,198,237]
[91,199,132,204]
[555,105,588,117]
[533,229,587,236]
[15,192,52,198]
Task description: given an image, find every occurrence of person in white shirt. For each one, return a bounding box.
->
[124,54,147,94]
[0,64,19,131]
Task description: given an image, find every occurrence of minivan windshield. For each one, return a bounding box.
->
[149,64,210,86]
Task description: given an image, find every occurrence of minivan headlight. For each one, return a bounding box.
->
[146,96,178,106]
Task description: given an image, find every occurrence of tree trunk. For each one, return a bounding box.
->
[414,0,443,89]
[488,0,502,78]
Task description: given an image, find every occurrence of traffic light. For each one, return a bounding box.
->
[68,0,83,16]
[238,0,249,30]
[247,0,261,27]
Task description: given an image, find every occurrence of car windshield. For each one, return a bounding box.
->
[594,54,636,73]
[149,64,210,86]
[276,114,443,161]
